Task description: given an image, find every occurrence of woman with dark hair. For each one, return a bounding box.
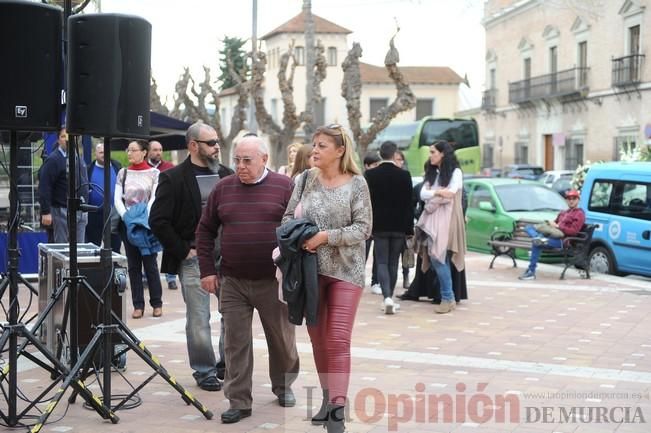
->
[282,124,372,433]
[415,140,467,314]
[114,139,163,319]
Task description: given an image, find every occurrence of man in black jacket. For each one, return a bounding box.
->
[149,122,233,391]
[365,141,414,314]
[38,127,89,243]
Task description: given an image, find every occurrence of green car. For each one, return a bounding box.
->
[464,178,568,260]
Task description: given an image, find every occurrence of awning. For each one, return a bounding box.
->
[109,111,191,151]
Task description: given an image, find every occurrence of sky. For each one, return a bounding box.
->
[95,0,486,108]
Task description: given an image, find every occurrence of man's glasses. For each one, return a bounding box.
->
[195,139,220,147]
[233,156,255,165]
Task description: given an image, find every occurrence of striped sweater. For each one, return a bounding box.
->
[196,171,293,280]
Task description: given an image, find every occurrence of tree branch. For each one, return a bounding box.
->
[343,35,416,156]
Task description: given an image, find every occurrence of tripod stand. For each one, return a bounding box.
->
[32,136,213,429]
[0,130,117,428]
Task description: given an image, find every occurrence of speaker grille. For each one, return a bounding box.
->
[0,1,62,131]
[67,13,151,138]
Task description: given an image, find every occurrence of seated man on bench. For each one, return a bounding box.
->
[519,189,586,280]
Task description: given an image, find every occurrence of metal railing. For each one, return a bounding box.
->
[481,89,497,111]
[508,67,590,104]
[612,54,645,87]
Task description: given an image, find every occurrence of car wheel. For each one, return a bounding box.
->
[589,246,615,275]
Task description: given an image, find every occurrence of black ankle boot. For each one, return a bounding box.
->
[311,389,328,425]
[326,404,345,433]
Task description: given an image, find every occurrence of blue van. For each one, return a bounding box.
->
[580,162,651,277]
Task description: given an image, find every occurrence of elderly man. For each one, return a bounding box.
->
[150,122,233,391]
[195,136,299,424]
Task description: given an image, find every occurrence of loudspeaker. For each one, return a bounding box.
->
[0,1,62,131]
[67,13,151,138]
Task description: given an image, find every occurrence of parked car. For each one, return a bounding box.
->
[480,167,502,178]
[540,170,573,188]
[551,177,573,197]
[502,164,544,180]
[464,178,567,258]
[581,161,651,277]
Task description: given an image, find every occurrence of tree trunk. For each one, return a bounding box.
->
[342,35,416,157]
[252,46,306,169]
[168,66,250,164]
[150,76,168,115]
[303,0,316,138]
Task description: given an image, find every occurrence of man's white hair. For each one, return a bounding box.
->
[237,135,268,156]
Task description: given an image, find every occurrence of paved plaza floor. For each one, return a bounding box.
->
[3,252,651,433]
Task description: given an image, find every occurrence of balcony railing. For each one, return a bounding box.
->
[508,67,590,104]
[481,89,497,111]
[612,54,645,87]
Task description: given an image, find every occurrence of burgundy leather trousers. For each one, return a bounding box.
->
[307,275,362,406]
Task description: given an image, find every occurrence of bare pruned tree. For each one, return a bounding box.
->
[342,33,416,156]
[150,76,169,115]
[169,65,249,162]
[251,44,301,166]
[170,67,193,121]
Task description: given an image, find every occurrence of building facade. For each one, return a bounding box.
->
[479,0,651,171]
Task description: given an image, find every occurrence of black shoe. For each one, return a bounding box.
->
[397,292,418,301]
[198,376,222,391]
[216,366,225,381]
[311,389,329,425]
[168,280,178,290]
[326,404,345,433]
[221,408,252,424]
[278,390,296,407]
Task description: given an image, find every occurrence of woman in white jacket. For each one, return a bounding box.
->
[114,139,161,319]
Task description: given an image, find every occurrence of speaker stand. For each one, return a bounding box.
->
[32,137,213,429]
[0,130,117,428]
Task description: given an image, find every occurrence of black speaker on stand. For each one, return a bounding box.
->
[0,1,116,428]
[33,12,213,428]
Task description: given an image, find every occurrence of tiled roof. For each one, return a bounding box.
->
[261,10,352,40]
[360,62,463,85]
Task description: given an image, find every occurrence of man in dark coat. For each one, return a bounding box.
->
[39,127,89,243]
[365,141,414,314]
[149,122,233,392]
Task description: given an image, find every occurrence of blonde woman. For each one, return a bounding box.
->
[282,124,372,433]
[289,144,312,179]
[277,142,301,176]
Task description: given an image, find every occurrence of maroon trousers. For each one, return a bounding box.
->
[307,275,362,406]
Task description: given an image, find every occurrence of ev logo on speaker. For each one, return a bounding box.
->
[137,115,143,127]
[15,106,27,118]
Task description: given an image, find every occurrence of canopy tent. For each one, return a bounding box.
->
[109,111,190,151]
